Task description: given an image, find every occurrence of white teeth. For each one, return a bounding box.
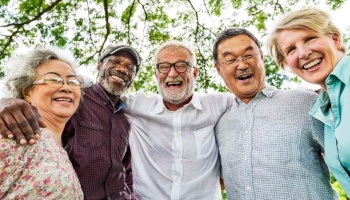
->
[168,81,181,85]
[111,75,124,82]
[56,98,72,102]
[304,58,321,69]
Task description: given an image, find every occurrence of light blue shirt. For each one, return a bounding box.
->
[215,86,338,200]
[310,56,350,195]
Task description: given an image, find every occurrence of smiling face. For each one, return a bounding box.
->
[155,46,198,110]
[215,34,266,104]
[24,59,81,122]
[277,28,343,90]
[98,51,136,96]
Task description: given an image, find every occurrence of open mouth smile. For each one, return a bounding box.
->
[303,58,322,70]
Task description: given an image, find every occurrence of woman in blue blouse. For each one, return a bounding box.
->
[267,7,350,195]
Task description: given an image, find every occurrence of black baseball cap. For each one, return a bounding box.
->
[98,44,141,71]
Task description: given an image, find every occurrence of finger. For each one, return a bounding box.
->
[11,108,40,143]
[30,105,47,130]
[3,114,29,144]
[0,118,14,139]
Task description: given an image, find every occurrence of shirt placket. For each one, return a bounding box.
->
[171,108,185,200]
[243,105,255,200]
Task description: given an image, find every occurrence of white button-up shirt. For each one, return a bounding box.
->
[123,92,233,200]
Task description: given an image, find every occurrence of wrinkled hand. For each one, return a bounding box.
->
[0,98,46,144]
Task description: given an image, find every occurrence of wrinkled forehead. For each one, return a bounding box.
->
[157,47,191,62]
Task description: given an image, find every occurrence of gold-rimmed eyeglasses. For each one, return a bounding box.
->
[221,52,260,68]
[32,77,83,88]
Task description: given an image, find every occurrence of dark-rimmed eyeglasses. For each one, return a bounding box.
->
[221,52,260,67]
[32,77,83,88]
[156,62,192,74]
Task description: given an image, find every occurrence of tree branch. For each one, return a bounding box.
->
[0,0,63,28]
[126,0,136,45]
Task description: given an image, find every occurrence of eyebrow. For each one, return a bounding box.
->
[42,72,77,78]
[222,46,255,58]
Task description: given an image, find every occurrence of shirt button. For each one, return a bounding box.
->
[246,186,251,191]
[245,130,249,134]
[244,156,248,160]
[331,104,337,108]
[112,154,115,158]
[327,80,332,85]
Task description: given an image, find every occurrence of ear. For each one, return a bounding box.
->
[192,67,199,80]
[22,87,32,103]
[259,50,264,61]
[215,62,222,76]
[97,61,103,71]
[331,33,342,51]
[154,69,159,79]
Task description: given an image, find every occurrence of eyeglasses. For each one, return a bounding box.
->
[156,62,192,74]
[107,59,136,72]
[221,52,260,67]
[32,77,83,88]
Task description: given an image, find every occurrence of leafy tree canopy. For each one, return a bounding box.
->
[0,0,348,92]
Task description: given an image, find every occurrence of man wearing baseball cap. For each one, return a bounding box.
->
[63,44,141,199]
[0,44,141,200]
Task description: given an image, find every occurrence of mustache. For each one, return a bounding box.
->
[235,67,253,76]
[105,69,130,81]
[164,76,184,82]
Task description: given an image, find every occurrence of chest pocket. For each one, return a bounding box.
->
[193,125,216,159]
[77,120,104,149]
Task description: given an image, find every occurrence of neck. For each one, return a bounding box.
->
[42,119,66,146]
[164,95,193,111]
[106,92,121,108]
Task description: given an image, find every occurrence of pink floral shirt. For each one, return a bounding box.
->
[0,129,83,199]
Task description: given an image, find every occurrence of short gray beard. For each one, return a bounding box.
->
[157,74,195,105]
[98,71,125,97]
[100,78,125,96]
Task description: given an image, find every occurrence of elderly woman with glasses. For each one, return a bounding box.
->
[267,7,350,195]
[0,46,83,199]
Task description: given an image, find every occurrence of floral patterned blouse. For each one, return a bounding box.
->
[0,129,83,199]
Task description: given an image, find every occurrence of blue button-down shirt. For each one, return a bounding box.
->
[215,86,338,200]
[310,56,350,195]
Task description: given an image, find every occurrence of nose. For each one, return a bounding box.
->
[167,66,179,78]
[235,59,249,70]
[298,45,312,59]
[60,82,73,93]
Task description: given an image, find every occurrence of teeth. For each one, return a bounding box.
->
[304,58,321,69]
[111,75,124,82]
[55,98,72,102]
[238,74,252,79]
[166,81,182,86]
[168,81,181,84]
[240,75,250,78]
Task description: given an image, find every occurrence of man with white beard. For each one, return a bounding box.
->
[122,41,233,200]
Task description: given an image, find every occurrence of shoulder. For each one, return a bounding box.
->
[195,92,234,111]
[275,87,318,100]
[124,91,160,104]
[196,92,233,102]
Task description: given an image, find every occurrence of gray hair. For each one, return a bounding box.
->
[154,40,197,66]
[3,46,77,99]
[212,28,261,63]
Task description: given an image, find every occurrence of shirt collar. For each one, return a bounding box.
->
[91,83,125,112]
[235,85,276,104]
[153,93,202,114]
[329,56,350,85]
